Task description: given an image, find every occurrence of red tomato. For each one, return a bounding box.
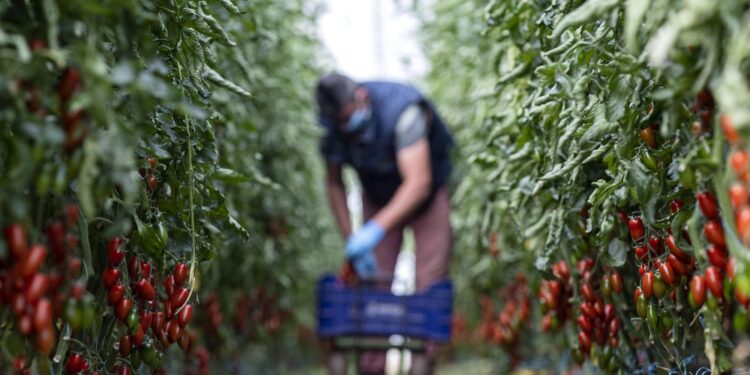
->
[731,150,749,176]
[578,331,592,354]
[670,199,684,213]
[102,267,121,290]
[46,223,66,261]
[552,261,570,282]
[140,262,152,279]
[667,254,689,276]
[704,220,726,248]
[35,325,55,355]
[628,217,645,241]
[174,263,189,286]
[133,323,145,346]
[24,274,48,304]
[736,287,750,305]
[690,275,706,307]
[165,275,175,296]
[659,261,676,285]
[706,245,728,269]
[152,311,165,333]
[579,302,597,320]
[737,207,750,245]
[730,184,749,209]
[139,311,153,332]
[136,279,156,301]
[119,335,132,357]
[177,304,193,327]
[604,303,615,321]
[648,235,664,254]
[33,298,53,331]
[580,284,596,302]
[666,235,690,261]
[107,284,125,305]
[115,298,133,321]
[609,317,621,336]
[5,224,28,259]
[577,314,592,333]
[697,191,719,219]
[19,245,47,277]
[705,266,723,298]
[610,272,623,294]
[721,114,740,144]
[640,127,657,148]
[171,287,189,309]
[66,353,86,373]
[727,257,737,280]
[168,319,182,342]
[127,256,140,279]
[634,245,648,259]
[107,237,125,265]
[642,272,654,297]
[17,315,33,335]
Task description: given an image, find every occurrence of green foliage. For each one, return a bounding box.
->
[422,0,750,372]
[0,0,334,372]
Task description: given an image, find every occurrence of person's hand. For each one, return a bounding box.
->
[345,220,385,259]
[352,251,377,279]
[345,221,384,279]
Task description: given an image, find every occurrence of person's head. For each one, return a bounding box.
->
[315,72,370,133]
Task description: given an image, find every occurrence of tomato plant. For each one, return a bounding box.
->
[422,0,750,372]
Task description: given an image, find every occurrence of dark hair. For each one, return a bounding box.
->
[315,72,357,119]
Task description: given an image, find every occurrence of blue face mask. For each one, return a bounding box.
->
[344,108,370,133]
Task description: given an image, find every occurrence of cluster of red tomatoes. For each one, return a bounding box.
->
[477,273,530,367]
[571,258,623,367]
[233,287,286,336]
[16,40,88,152]
[0,207,86,367]
[539,260,573,333]
[73,237,195,373]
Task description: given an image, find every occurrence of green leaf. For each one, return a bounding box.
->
[606,238,627,267]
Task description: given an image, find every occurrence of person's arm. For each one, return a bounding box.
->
[326,162,352,238]
[371,138,432,231]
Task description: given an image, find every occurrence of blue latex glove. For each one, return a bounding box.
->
[345,220,385,259]
[346,220,385,278]
[352,250,378,279]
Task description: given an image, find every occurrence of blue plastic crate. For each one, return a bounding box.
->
[316,274,453,342]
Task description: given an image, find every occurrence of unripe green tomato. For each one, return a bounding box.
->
[600,345,612,364]
[65,300,82,330]
[141,343,157,367]
[637,294,648,319]
[81,299,95,329]
[647,304,659,328]
[131,349,142,370]
[572,348,585,365]
[641,151,658,171]
[653,276,667,299]
[738,273,750,296]
[590,344,600,367]
[607,355,618,373]
[661,313,674,332]
[127,309,139,333]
